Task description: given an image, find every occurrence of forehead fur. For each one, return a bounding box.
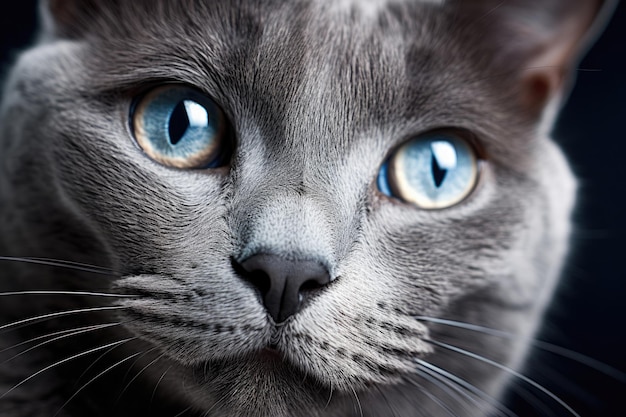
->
[38,0,605,178]
[35,0,546,183]
[322,0,445,20]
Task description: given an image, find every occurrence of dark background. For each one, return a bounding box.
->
[1,1,624,416]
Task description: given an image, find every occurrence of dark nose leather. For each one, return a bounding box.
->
[238,254,331,323]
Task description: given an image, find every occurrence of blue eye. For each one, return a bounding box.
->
[131,85,230,169]
[377,133,479,209]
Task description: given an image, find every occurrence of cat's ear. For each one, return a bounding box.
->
[457,0,616,115]
[39,0,105,38]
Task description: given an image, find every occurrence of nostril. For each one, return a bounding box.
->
[299,277,327,292]
[231,257,271,298]
[298,278,327,302]
[233,253,331,323]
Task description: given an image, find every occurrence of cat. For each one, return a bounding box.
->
[0,0,619,416]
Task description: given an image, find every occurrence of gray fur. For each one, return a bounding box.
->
[0,0,613,416]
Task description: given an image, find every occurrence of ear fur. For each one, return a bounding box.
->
[455,0,617,115]
[40,0,106,38]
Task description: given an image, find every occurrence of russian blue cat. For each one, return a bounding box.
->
[0,0,616,416]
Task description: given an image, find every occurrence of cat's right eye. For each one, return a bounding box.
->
[130,85,231,169]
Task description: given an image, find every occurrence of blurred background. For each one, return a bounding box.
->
[1,1,624,416]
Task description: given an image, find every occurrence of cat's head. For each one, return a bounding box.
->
[0,0,613,415]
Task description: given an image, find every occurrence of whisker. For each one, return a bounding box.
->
[373,385,399,417]
[525,360,601,407]
[1,323,121,365]
[118,346,156,383]
[406,378,459,417]
[174,406,192,417]
[0,306,126,333]
[469,0,507,25]
[0,325,104,356]
[203,390,225,416]
[507,380,557,417]
[412,369,482,416]
[116,350,164,404]
[415,316,510,337]
[350,385,364,417]
[18,257,112,271]
[426,339,580,417]
[76,332,136,384]
[324,380,334,409]
[0,338,135,400]
[467,65,599,85]
[0,291,136,298]
[53,350,144,417]
[415,316,626,382]
[414,360,517,417]
[150,366,171,407]
[0,256,113,275]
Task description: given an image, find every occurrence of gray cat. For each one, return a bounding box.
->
[0,0,617,416]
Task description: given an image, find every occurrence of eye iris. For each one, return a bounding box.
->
[132,86,228,169]
[379,134,478,209]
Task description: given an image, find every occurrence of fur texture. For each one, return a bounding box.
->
[0,1,614,416]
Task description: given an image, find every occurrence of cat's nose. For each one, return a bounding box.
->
[237,254,331,323]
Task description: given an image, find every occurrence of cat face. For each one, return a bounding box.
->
[0,0,612,416]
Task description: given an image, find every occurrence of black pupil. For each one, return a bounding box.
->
[168,100,192,145]
[431,152,448,188]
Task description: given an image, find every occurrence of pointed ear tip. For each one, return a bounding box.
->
[592,0,620,30]
[572,0,618,62]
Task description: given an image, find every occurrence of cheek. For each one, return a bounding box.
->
[52,132,231,270]
[357,196,531,310]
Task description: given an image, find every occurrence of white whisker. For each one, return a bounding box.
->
[325,380,334,409]
[1,323,121,365]
[0,338,135,400]
[413,369,482,415]
[0,306,125,332]
[76,337,132,384]
[426,339,580,417]
[118,346,157,384]
[53,351,144,417]
[350,385,364,417]
[406,378,459,417]
[116,349,164,403]
[373,385,399,417]
[0,325,101,356]
[174,406,192,417]
[415,315,626,383]
[0,256,113,275]
[508,380,555,417]
[150,366,172,407]
[414,361,516,417]
[0,291,135,298]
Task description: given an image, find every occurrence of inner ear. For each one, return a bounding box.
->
[522,1,614,113]
[46,0,80,32]
[48,0,76,23]
[455,0,615,118]
[520,68,564,117]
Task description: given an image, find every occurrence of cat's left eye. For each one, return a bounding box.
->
[130,85,231,169]
[377,132,480,209]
